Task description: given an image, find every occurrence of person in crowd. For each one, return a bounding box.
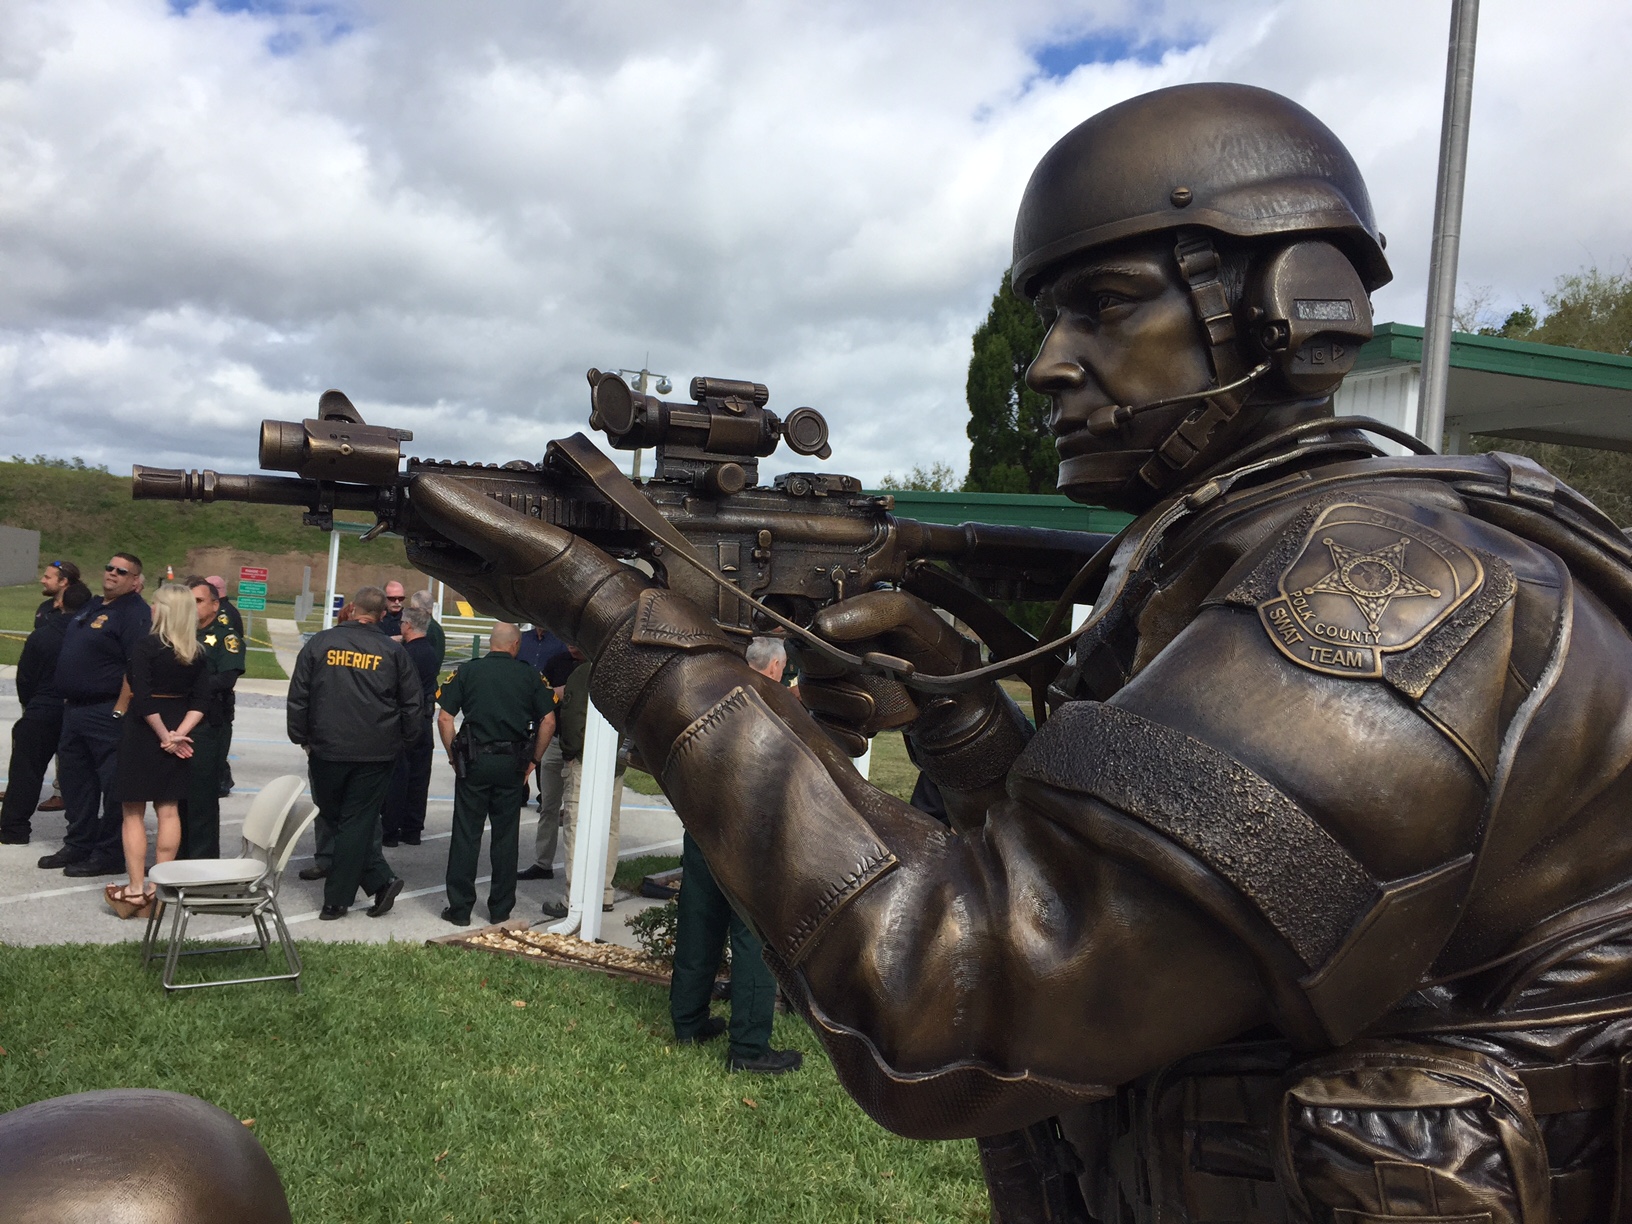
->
[23,560,89,813]
[381,606,440,848]
[175,577,244,859]
[517,622,575,882]
[380,581,407,638]
[107,583,211,917]
[540,645,624,919]
[204,576,243,798]
[409,589,446,668]
[286,585,415,920]
[1,583,92,843]
[37,553,150,877]
[436,622,555,926]
[668,637,802,1075]
[203,577,244,637]
[296,598,356,883]
[35,560,83,628]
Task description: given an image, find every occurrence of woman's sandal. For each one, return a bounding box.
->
[104,883,156,920]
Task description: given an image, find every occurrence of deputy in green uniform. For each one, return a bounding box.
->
[436,622,555,926]
[179,576,244,858]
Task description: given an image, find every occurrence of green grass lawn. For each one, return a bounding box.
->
[0,941,985,1223]
[0,583,289,677]
[0,460,409,589]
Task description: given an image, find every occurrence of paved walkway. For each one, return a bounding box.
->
[264,617,304,677]
[0,675,676,951]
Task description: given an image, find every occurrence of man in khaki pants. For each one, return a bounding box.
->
[540,647,624,917]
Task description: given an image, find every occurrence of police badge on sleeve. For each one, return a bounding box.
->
[1257,503,1482,679]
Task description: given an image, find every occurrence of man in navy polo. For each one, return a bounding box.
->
[37,552,151,876]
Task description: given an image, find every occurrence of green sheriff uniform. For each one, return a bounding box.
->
[213,606,242,797]
[179,619,244,858]
[438,651,553,923]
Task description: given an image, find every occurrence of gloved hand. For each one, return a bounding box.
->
[797,589,993,758]
[401,474,647,653]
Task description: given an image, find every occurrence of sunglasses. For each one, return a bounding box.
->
[386,596,405,602]
[104,564,132,576]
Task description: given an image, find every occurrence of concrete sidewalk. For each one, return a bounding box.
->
[0,680,677,951]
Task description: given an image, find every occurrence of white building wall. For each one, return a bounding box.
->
[1334,364,1423,454]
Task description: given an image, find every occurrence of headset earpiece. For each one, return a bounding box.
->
[1245,240,1373,397]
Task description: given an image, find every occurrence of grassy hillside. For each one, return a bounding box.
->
[0,460,407,580]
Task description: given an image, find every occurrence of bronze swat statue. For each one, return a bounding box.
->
[399,82,1632,1222]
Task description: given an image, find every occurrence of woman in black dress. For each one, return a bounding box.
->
[109,583,211,914]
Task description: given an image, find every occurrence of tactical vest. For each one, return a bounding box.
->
[985,435,1632,1224]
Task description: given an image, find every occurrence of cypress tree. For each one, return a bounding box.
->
[964,272,1058,494]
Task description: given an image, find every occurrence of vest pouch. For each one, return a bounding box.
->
[1273,1042,1550,1224]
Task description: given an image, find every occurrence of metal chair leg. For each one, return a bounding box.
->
[161,900,191,991]
[140,897,167,967]
[269,898,303,992]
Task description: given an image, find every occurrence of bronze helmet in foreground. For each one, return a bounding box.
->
[1014,82,1389,510]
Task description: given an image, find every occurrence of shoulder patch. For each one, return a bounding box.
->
[224,634,241,654]
[1256,502,1483,679]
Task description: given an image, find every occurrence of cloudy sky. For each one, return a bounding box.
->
[2,0,1628,485]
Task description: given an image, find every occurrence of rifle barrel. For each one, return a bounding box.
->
[904,519,1112,572]
[131,466,382,511]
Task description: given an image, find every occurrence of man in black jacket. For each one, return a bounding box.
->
[38,552,149,875]
[1,583,91,843]
[381,605,440,847]
[287,585,420,920]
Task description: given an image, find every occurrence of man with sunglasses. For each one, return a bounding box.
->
[379,580,407,639]
[37,553,150,876]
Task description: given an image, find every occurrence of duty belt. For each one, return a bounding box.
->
[473,740,527,756]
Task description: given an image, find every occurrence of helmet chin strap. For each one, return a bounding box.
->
[1131,233,1259,493]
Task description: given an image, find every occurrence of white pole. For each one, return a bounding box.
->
[549,702,620,942]
[432,580,445,624]
[321,528,341,630]
[1417,0,1480,451]
[855,740,873,780]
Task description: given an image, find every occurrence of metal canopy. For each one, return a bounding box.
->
[1349,323,1632,454]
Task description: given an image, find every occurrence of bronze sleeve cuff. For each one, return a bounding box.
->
[587,589,737,729]
[660,684,898,966]
[909,690,1034,793]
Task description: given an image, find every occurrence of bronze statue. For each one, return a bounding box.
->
[0,1089,292,1222]
[130,82,1632,1223]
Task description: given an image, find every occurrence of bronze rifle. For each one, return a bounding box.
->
[132,371,1111,679]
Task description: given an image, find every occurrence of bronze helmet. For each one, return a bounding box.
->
[1011,82,1390,300]
[1013,83,1389,510]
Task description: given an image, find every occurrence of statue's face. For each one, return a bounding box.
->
[1025,235,1214,509]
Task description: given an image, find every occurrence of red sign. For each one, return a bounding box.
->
[239,566,269,582]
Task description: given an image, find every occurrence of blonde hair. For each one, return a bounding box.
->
[151,583,201,665]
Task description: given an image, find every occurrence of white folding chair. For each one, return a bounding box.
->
[141,774,317,993]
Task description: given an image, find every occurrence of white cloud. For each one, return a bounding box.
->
[0,0,1627,487]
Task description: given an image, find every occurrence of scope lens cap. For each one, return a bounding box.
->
[592,375,636,436]
[784,407,830,457]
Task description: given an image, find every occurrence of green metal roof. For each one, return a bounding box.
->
[870,487,1132,532]
[1358,322,1632,391]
